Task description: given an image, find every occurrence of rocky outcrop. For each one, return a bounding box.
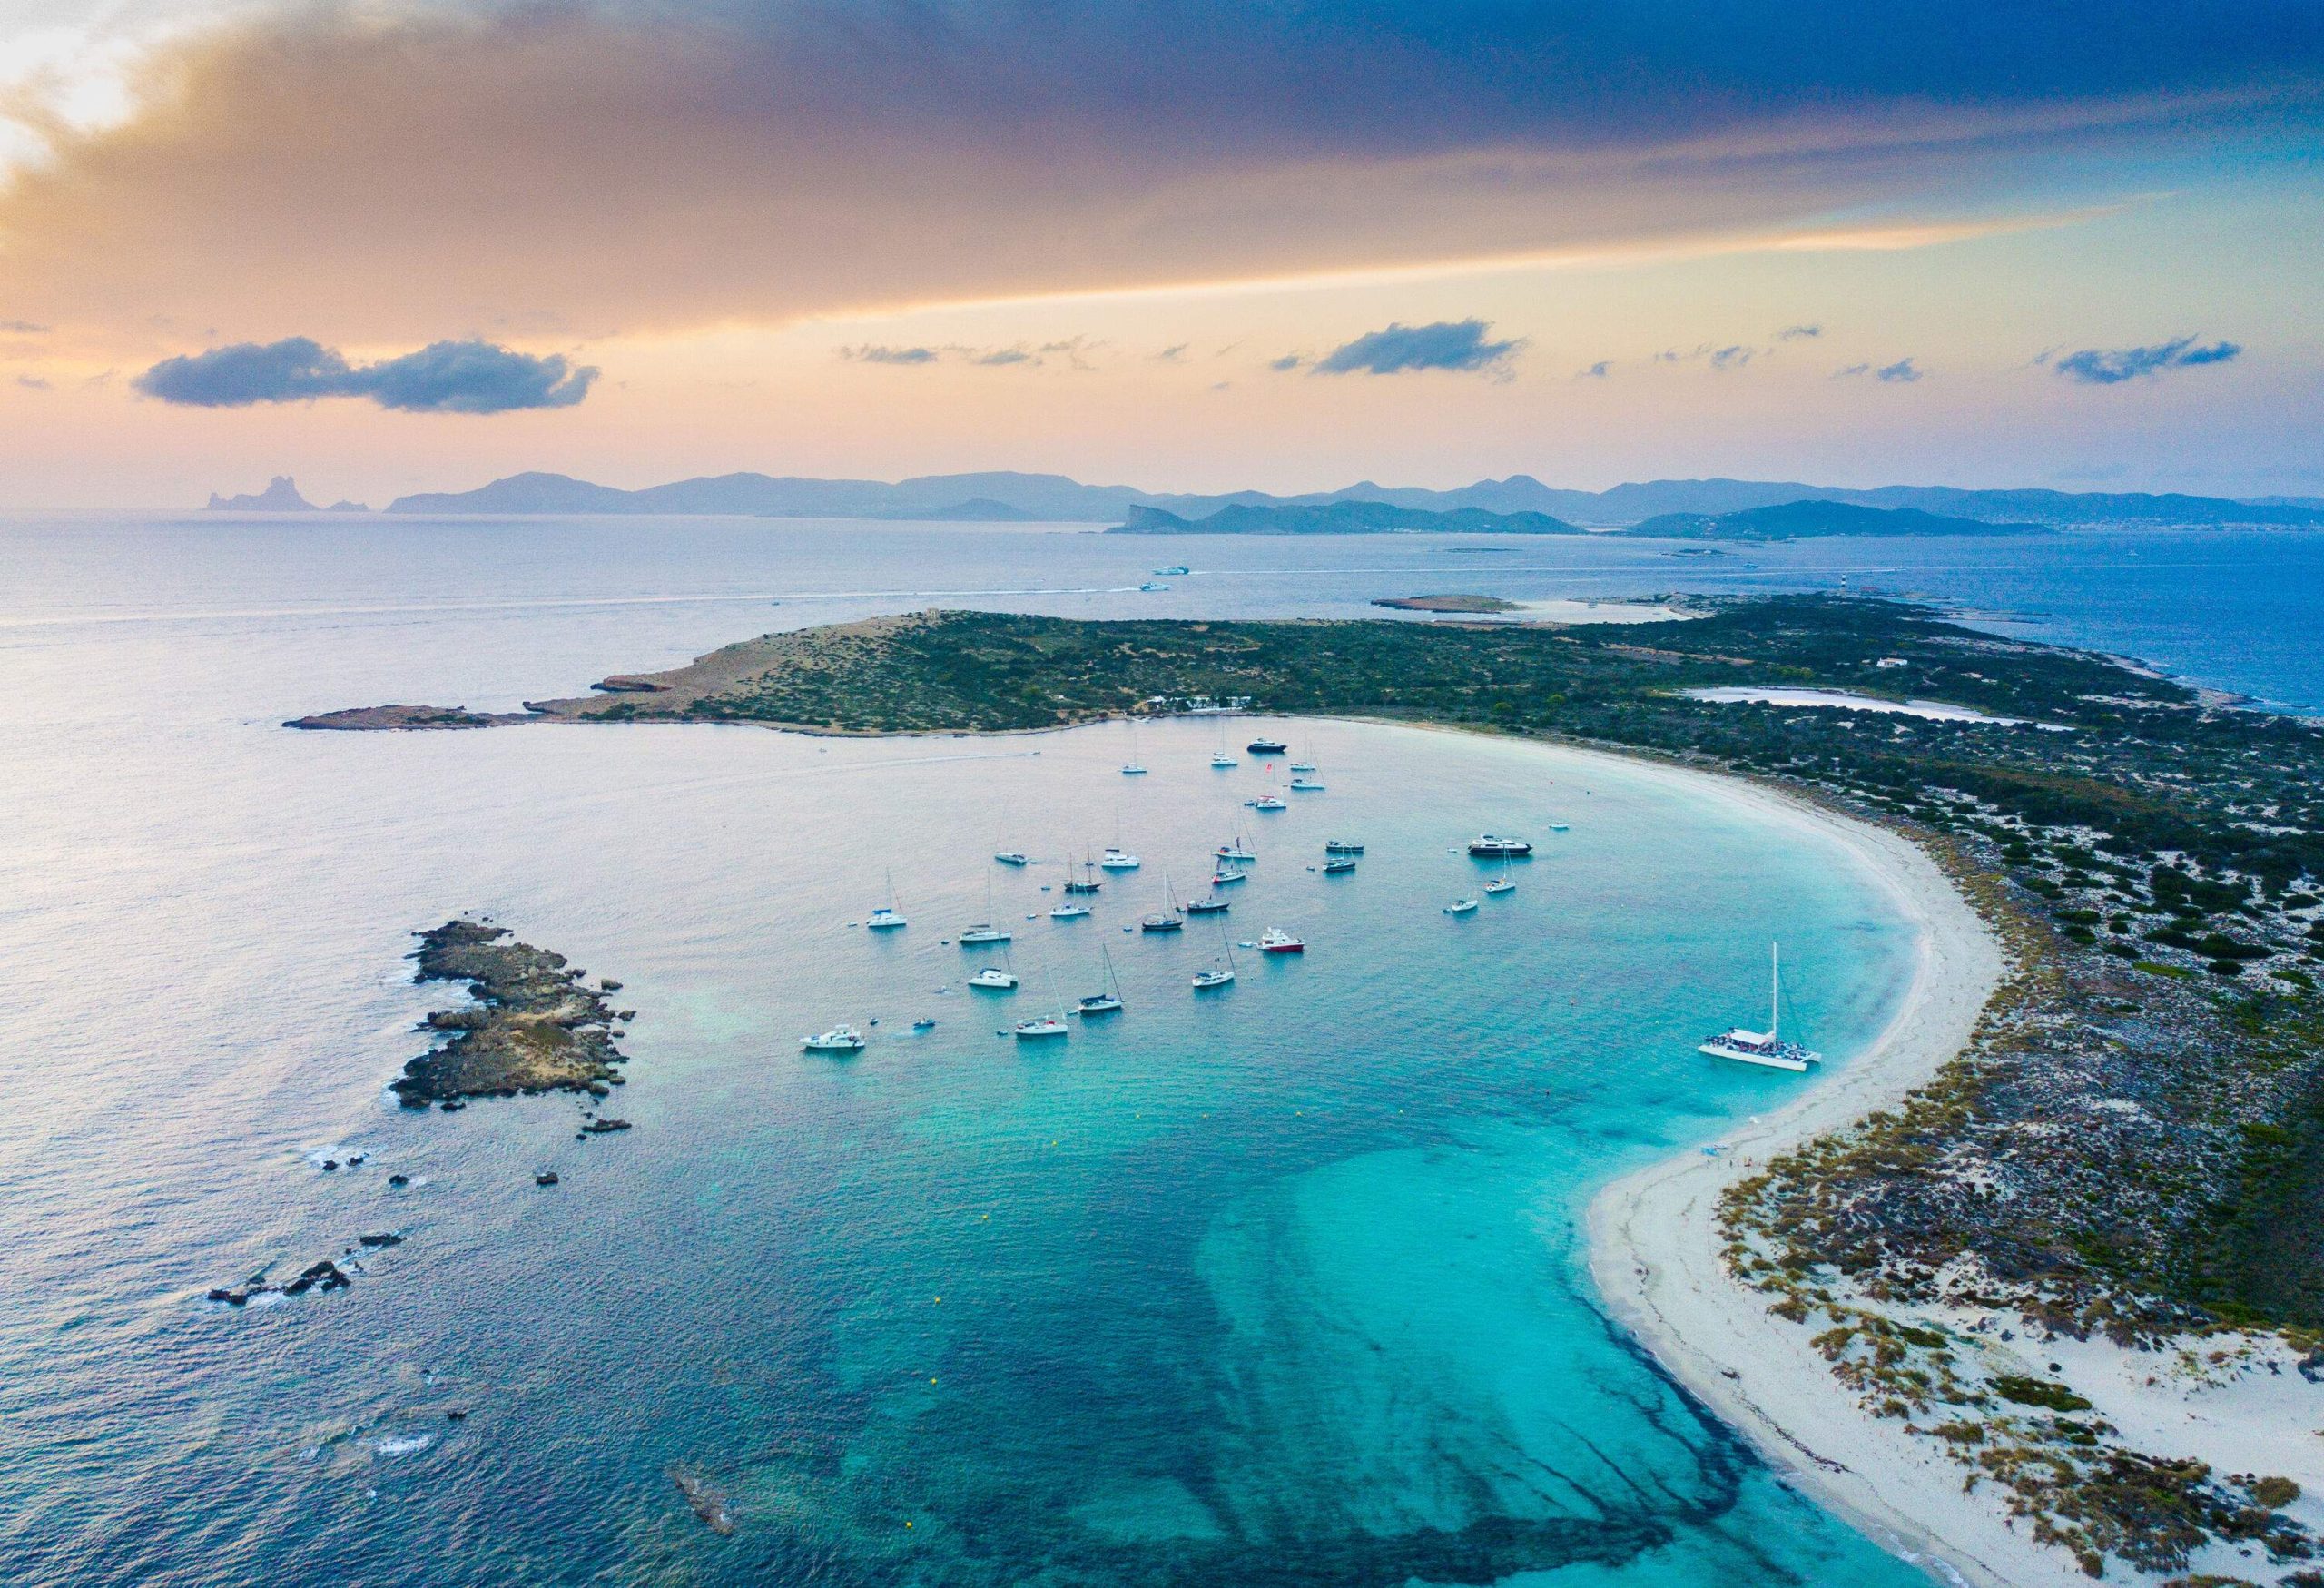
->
[390,921,631,1106]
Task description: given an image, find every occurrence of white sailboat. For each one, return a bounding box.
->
[1209,722,1236,769]
[1699,942,1821,1071]
[1192,926,1238,989]
[866,870,908,930]
[1014,973,1071,1040]
[960,875,1012,943]
[1484,863,1515,896]
[1100,812,1140,870]
[1122,720,1147,776]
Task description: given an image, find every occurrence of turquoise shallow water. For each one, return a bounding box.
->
[0,518,1953,1586]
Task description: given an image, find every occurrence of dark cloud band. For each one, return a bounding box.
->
[134,338,596,412]
[1315,321,1521,375]
[2049,337,2241,384]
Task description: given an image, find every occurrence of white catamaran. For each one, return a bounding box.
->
[1699,942,1821,1072]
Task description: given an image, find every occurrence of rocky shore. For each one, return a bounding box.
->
[393,920,635,1106]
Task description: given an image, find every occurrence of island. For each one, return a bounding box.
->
[394,919,635,1106]
[1110,501,1585,534]
[1620,500,2046,540]
[205,476,369,512]
[297,598,2324,1583]
[1369,594,1523,613]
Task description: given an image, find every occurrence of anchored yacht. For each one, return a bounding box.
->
[802,1026,867,1053]
[1699,943,1821,1072]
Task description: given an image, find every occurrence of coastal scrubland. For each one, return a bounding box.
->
[312,597,2324,1577]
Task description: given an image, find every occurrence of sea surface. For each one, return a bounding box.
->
[2,512,2315,1587]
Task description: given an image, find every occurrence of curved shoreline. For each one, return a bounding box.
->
[1585,780,2038,1587]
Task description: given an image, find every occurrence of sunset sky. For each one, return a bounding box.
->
[2,0,2319,509]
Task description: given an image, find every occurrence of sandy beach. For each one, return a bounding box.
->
[1587,780,2324,1586]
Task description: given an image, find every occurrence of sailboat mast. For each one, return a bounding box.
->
[1769,942,1780,1039]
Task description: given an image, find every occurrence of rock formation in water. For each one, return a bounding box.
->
[392,920,634,1106]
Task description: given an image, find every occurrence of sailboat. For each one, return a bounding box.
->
[1100,812,1141,870]
[866,870,908,930]
[1075,946,1126,1015]
[1049,899,1092,920]
[1065,851,1106,893]
[1014,973,1071,1040]
[1699,943,1821,1071]
[1185,890,1230,914]
[1288,741,1318,774]
[1191,926,1237,989]
[1209,722,1236,769]
[969,946,1020,991]
[1288,774,1324,792]
[1484,863,1515,896]
[1140,873,1186,932]
[1246,770,1286,813]
[1121,720,1148,776]
[960,875,1012,943]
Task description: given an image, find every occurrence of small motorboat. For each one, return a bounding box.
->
[1138,581,1170,592]
[1121,763,1147,775]
[1443,898,1480,915]
[1246,737,1288,755]
[802,1026,867,1053]
[1324,840,1364,855]
[1100,847,1141,871]
[1288,777,1324,792]
[1186,895,1230,915]
[968,967,1019,991]
[1246,794,1286,813]
[1258,928,1304,953]
[1550,822,1571,833]
[1322,856,1356,874]
[1152,565,1190,576]
[959,923,1012,944]
[994,852,1030,866]
[911,1018,936,1031]
[1050,902,1092,920]
[1467,835,1532,857]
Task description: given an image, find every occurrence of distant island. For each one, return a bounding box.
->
[1110,501,1582,535]
[1620,500,2045,540]
[368,467,2324,529]
[205,476,369,512]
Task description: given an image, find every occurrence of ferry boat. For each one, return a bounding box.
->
[1258,928,1304,953]
[1324,839,1364,855]
[1322,855,1356,874]
[866,870,907,930]
[1246,737,1289,755]
[1049,902,1091,920]
[1699,943,1821,1072]
[1467,835,1533,857]
[994,851,1029,866]
[1443,897,1480,915]
[1288,776,1324,792]
[1099,846,1141,871]
[802,1025,867,1053]
[1186,894,1230,914]
[1075,947,1127,1015]
[968,966,1019,991]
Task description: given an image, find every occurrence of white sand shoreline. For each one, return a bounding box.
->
[1582,776,2050,1586]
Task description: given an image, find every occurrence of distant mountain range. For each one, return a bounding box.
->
[1112,502,1583,535]
[334,468,2324,528]
[1619,501,2045,541]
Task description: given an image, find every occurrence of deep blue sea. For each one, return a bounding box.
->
[2,514,2315,1587]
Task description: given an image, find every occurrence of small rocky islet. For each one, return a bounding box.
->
[394,919,635,1108]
